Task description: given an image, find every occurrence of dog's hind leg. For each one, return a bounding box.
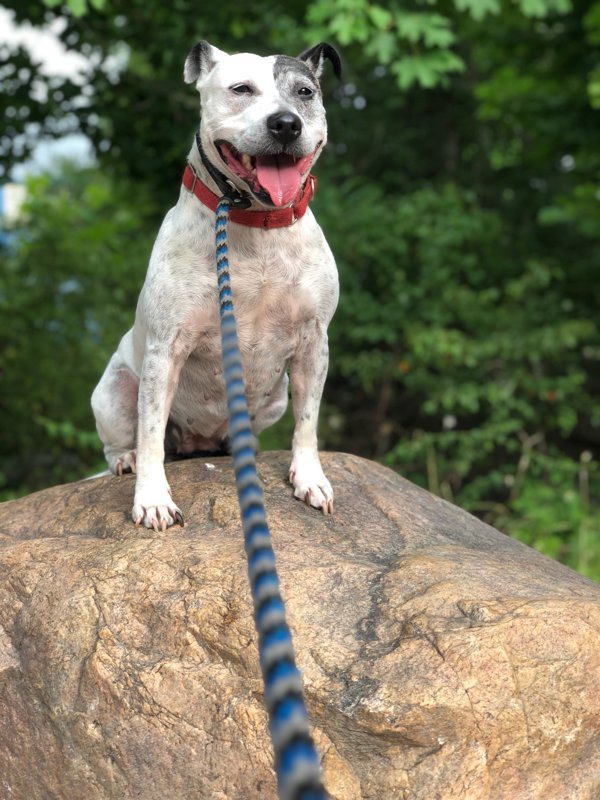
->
[91,341,139,476]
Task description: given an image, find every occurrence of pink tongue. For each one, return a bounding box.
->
[256,154,302,207]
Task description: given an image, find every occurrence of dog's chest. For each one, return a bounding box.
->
[186,257,317,368]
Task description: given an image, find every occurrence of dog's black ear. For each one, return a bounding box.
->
[184,41,227,84]
[298,43,342,80]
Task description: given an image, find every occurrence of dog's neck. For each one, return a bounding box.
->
[186,138,267,210]
[185,142,234,201]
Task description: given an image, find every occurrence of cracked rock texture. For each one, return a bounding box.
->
[0,451,599,800]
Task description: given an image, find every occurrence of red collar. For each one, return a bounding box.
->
[182,164,316,229]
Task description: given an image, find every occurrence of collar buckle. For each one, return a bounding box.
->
[186,161,200,196]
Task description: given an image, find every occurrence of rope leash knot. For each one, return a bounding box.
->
[215,197,327,800]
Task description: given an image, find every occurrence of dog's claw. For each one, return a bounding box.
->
[151,508,168,532]
[132,498,184,530]
[112,450,137,477]
[290,456,334,516]
[319,498,334,516]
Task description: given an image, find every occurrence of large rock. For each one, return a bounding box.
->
[0,452,598,800]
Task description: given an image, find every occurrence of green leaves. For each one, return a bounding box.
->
[587,64,600,109]
[495,452,600,578]
[308,1,466,88]
[3,0,599,576]
[42,0,106,16]
[0,166,157,495]
[518,0,571,17]
[315,170,599,576]
[453,0,501,22]
[391,50,464,88]
[395,13,455,48]
[308,0,574,89]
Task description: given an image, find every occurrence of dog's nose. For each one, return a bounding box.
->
[267,111,302,145]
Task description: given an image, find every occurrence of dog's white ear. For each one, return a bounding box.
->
[184,41,228,84]
[298,43,342,80]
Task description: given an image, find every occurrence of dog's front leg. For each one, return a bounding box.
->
[132,340,186,530]
[288,321,334,514]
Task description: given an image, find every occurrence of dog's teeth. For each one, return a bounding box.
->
[241,153,252,170]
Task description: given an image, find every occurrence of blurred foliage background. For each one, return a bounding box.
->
[0,0,598,579]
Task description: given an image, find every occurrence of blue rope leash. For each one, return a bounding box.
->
[215,197,328,800]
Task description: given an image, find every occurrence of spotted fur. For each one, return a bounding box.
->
[91,41,340,530]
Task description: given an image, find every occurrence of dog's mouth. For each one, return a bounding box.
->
[215,141,320,207]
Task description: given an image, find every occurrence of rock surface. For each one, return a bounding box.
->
[0,451,599,800]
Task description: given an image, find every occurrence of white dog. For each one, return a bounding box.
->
[91,41,341,530]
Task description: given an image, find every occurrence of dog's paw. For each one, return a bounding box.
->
[109,450,137,476]
[289,453,334,515]
[132,490,184,531]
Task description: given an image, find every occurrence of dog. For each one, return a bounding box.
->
[91,40,341,530]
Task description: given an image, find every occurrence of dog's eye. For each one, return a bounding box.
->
[231,84,253,95]
[298,86,314,99]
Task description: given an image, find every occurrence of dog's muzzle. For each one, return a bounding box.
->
[215,138,322,208]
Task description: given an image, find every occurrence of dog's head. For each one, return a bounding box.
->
[184,42,341,208]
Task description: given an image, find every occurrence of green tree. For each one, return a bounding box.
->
[0,0,598,577]
[0,166,157,493]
